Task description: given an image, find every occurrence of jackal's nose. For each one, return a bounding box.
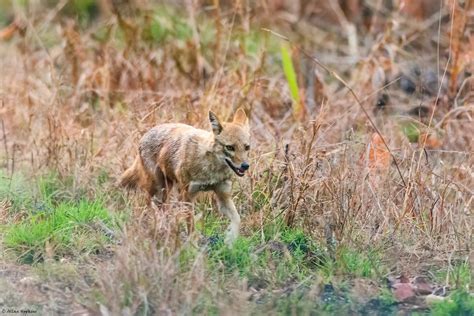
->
[240,162,250,170]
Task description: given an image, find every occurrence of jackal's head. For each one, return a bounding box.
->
[209,108,250,177]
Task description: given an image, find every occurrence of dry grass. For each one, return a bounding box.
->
[0,1,472,314]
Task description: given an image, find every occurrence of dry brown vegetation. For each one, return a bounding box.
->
[0,0,472,315]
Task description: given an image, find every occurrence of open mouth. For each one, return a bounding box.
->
[225,158,246,177]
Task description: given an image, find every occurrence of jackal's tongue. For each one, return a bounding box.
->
[225,158,246,176]
[236,167,245,176]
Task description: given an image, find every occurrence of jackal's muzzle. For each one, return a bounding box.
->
[225,158,249,177]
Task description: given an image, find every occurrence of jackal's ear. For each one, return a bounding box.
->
[209,111,223,135]
[233,107,249,126]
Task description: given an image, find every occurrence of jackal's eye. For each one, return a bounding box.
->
[225,145,235,151]
[244,144,250,151]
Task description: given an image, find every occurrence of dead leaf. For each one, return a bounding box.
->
[399,0,440,20]
[419,132,442,149]
[367,133,391,172]
[399,274,410,283]
[413,276,434,295]
[447,0,471,97]
[0,19,25,41]
[392,283,416,303]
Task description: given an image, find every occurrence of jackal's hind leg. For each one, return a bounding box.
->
[148,167,170,208]
[179,186,198,235]
[152,167,174,207]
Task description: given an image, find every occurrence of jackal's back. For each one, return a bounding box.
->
[139,123,212,182]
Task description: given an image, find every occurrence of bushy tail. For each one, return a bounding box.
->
[119,156,142,190]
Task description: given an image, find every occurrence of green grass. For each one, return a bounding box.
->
[204,225,329,287]
[434,260,471,293]
[337,247,381,278]
[142,5,193,44]
[0,171,35,211]
[208,236,255,276]
[401,121,421,143]
[378,288,396,306]
[316,245,383,280]
[440,261,472,290]
[432,290,474,316]
[196,210,226,237]
[4,199,113,263]
[251,189,269,212]
[281,43,303,117]
[70,0,98,24]
[1,171,117,264]
[200,217,383,287]
[430,260,473,315]
[38,172,88,205]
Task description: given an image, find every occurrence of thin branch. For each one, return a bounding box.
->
[263,28,407,187]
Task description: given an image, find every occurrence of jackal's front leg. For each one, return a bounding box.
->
[214,181,241,246]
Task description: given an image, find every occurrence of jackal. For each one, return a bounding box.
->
[120,108,250,245]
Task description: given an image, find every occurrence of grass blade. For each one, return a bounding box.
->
[281,44,303,117]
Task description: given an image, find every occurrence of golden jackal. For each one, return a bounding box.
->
[119,108,250,245]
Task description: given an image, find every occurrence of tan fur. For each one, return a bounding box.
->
[119,108,251,245]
